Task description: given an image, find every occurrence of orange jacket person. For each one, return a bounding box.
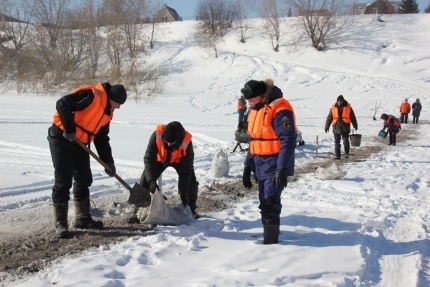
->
[324,95,358,159]
[399,98,411,124]
[241,79,296,244]
[127,121,200,223]
[48,82,127,238]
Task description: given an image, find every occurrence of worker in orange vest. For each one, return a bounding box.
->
[399,98,411,124]
[237,95,247,125]
[241,79,296,244]
[127,121,200,223]
[48,82,127,238]
[325,95,358,159]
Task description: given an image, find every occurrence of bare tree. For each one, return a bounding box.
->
[72,0,103,79]
[234,0,250,43]
[285,0,355,51]
[197,0,238,37]
[0,0,36,78]
[257,0,283,52]
[33,0,71,48]
[102,0,147,58]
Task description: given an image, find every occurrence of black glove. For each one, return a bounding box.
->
[272,169,288,189]
[62,132,76,142]
[242,167,252,189]
[149,181,159,194]
[325,129,329,133]
[105,163,116,177]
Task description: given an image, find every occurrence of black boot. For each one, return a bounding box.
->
[334,148,341,159]
[72,199,103,229]
[263,224,280,244]
[54,203,70,238]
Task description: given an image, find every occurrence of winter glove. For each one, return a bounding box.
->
[325,129,329,133]
[62,132,76,142]
[149,181,159,194]
[105,163,116,177]
[272,169,288,189]
[242,166,253,189]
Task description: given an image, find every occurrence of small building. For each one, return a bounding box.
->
[363,0,402,14]
[153,5,181,23]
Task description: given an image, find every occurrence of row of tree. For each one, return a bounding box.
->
[0,0,428,96]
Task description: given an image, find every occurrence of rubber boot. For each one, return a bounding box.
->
[72,199,103,229]
[334,148,341,159]
[263,224,280,244]
[54,203,70,238]
[344,146,350,158]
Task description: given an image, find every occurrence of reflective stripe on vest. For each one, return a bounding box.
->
[247,98,296,155]
[155,125,192,164]
[331,104,352,124]
[52,83,112,144]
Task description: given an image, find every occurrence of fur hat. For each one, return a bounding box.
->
[241,80,267,100]
[162,122,180,143]
[337,95,345,102]
[108,84,127,104]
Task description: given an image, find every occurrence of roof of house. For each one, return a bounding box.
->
[0,12,27,23]
[164,5,181,21]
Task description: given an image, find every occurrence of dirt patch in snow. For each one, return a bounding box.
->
[0,127,417,286]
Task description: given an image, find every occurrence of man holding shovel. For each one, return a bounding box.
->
[47,82,127,238]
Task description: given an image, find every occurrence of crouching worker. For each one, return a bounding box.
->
[380,113,401,145]
[241,79,296,244]
[127,121,200,223]
[47,83,127,238]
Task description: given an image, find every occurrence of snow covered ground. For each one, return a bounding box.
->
[1,14,430,286]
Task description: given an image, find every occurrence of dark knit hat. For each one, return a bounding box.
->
[108,84,127,104]
[380,113,388,120]
[337,95,345,102]
[241,80,267,100]
[163,122,180,143]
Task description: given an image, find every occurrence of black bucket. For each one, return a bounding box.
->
[350,134,362,147]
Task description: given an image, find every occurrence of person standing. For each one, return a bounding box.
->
[127,121,200,223]
[237,95,247,125]
[380,113,401,145]
[241,79,296,245]
[399,98,411,124]
[324,95,358,159]
[47,82,127,238]
[412,98,422,124]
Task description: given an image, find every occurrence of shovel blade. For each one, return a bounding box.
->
[127,183,151,208]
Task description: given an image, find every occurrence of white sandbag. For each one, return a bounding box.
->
[137,190,193,225]
[207,148,230,178]
[316,160,347,180]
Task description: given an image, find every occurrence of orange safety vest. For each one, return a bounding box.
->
[53,83,113,144]
[155,125,192,164]
[331,104,352,124]
[247,98,296,155]
[400,102,411,113]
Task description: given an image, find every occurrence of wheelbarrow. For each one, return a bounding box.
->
[75,140,151,207]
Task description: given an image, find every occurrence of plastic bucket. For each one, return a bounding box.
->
[378,129,388,138]
[350,134,362,147]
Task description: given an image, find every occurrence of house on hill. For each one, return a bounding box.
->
[352,0,402,15]
[154,5,181,23]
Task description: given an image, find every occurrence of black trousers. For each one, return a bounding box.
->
[334,132,350,157]
[48,128,93,204]
[400,113,409,123]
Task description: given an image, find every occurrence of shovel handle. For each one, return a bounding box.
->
[74,140,133,191]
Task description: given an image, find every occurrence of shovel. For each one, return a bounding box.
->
[75,140,151,207]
